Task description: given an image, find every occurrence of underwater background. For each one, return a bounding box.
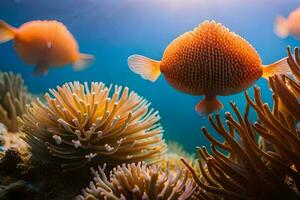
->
[0,0,299,153]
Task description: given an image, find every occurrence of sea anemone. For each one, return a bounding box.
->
[77,162,196,200]
[19,82,167,171]
[0,71,32,132]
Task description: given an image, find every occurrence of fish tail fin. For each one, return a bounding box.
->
[128,54,161,82]
[195,96,223,116]
[0,20,17,43]
[73,53,94,71]
[274,16,289,38]
[262,57,290,79]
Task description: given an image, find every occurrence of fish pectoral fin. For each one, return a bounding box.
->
[262,57,290,79]
[128,54,161,82]
[195,96,223,116]
[33,65,48,76]
[73,53,94,71]
[0,20,17,43]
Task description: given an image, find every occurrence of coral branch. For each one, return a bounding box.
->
[183,92,300,199]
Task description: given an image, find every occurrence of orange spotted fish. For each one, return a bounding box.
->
[128,21,290,115]
[0,20,93,75]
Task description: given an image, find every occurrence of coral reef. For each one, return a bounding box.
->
[0,122,28,157]
[20,82,167,171]
[0,147,93,200]
[3,48,300,199]
[0,130,28,158]
[0,71,32,132]
[181,47,300,200]
[0,148,38,200]
[77,162,196,200]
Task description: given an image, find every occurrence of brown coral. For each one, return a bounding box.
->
[19,82,167,171]
[248,46,300,174]
[251,46,300,173]
[180,46,300,200]
[182,100,300,199]
[77,162,196,200]
[0,71,32,132]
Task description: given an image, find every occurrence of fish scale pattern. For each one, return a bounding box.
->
[160,21,263,96]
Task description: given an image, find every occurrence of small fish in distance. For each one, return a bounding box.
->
[274,7,300,39]
[0,20,94,75]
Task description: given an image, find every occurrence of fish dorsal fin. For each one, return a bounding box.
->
[171,21,232,49]
[192,20,226,35]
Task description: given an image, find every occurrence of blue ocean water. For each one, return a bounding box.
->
[0,0,299,153]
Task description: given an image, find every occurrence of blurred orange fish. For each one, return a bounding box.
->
[128,21,290,116]
[0,20,93,75]
[274,7,300,39]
